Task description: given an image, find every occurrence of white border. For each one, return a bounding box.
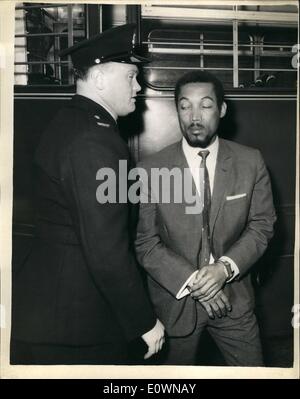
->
[1,0,299,379]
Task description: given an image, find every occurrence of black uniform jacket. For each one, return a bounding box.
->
[12,95,156,346]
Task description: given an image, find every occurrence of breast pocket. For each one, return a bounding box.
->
[223,193,250,228]
[225,193,247,205]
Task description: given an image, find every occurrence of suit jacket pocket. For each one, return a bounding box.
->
[220,195,249,235]
[224,195,248,206]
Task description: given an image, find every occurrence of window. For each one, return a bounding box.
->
[141,4,298,90]
[14,2,86,86]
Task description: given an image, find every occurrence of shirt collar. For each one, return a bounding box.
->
[182,135,219,163]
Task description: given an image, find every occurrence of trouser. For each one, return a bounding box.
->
[157,304,264,366]
[10,339,129,365]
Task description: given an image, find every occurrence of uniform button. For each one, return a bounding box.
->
[95,58,101,64]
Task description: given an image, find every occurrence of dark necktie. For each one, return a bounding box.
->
[198,150,211,268]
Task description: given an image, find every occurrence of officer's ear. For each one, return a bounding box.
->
[90,65,105,90]
[220,101,227,118]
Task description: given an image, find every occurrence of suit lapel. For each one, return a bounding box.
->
[169,140,202,233]
[166,139,233,243]
[210,139,233,234]
[171,140,199,204]
[171,140,189,169]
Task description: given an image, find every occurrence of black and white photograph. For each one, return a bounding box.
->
[0,0,299,379]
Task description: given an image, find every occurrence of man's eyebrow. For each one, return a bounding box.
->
[179,95,215,101]
[201,96,215,101]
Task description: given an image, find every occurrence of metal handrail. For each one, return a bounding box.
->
[144,41,293,49]
[15,4,69,10]
[144,66,296,72]
[15,32,69,38]
[144,66,234,71]
[147,48,293,57]
[15,61,70,65]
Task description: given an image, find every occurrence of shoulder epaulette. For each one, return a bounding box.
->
[93,114,110,128]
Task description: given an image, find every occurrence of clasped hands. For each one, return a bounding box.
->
[188,262,232,319]
[140,263,232,359]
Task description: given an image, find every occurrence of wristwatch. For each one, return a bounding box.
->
[217,259,234,282]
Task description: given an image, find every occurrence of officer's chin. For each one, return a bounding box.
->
[119,105,136,117]
[128,103,136,113]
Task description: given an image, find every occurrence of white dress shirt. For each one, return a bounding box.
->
[176,136,239,299]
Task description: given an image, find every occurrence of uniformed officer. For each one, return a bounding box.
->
[11,24,164,365]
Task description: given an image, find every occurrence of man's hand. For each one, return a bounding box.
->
[189,262,227,301]
[142,319,165,359]
[198,290,232,319]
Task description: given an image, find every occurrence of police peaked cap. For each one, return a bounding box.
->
[59,23,149,69]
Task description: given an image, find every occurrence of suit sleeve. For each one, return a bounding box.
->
[223,150,277,277]
[61,131,156,342]
[135,163,196,298]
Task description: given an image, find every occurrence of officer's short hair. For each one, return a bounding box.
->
[73,66,91,81]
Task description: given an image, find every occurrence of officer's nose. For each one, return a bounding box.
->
[134,78,141,93]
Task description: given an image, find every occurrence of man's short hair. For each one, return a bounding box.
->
[74,62,120,82]
[73,66,91,81]
[174,71,224,110]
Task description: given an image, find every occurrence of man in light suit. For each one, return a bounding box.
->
[135,71,276,365]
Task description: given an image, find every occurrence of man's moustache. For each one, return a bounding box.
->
[189,123,205,129]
